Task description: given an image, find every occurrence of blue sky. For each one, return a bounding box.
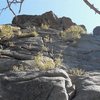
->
[0,0,100,33]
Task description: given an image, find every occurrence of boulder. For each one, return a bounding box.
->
[72,71,100,100]
[93,26,100,35]
[0,68,75,100]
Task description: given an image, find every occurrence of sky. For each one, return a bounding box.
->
[0,0,100,33]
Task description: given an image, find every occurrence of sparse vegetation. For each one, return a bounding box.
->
[68,68,85,76]
[34,52,63,70]
[43,35,50,42]
[41,45,49,52]
[12,53,63,71]
[11,26,21,35]
[12,64,27,72]
[54,57,63,67]
[34,53,55,70]
[0,25,21,39]
[31,31,39,37]
[41,23,49,30]
[0,25,13,38]
[60,25,86,41]
[43,35,52,43]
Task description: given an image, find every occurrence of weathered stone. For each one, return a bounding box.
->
[0,12,100,100]
[0,68,73,100]
[58,17,76,30]
[63,34,100,70]
[93,26,100,35]
[0,58,18,72]
[72,72,100,100]
[12,11,77,30]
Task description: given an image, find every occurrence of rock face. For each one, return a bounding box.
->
[0,24,76,100]
[0,24,100,100]
[61,34,100,71]
[93,26,100,35]
[0,12,100,100]
[0,68,74,100]
[12,11,76,30]
[72,72,100,100]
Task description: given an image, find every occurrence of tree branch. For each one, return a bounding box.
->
[7,0,16,16]
[0,0,24,16]
[83,0,100,14]
[19,0,24,13]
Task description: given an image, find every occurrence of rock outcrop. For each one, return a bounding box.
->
[58,17,76,30]
[12,11,76,30]
[0,24,76,100]
[63,34,100,71]
[0,11,100,100]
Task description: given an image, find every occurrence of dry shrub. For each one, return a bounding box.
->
[60,25,86,41]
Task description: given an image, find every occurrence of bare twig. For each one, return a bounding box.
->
[0,6,8,15]
[19,0,24,13]
[7,0,16,16]
[0,0,24,16]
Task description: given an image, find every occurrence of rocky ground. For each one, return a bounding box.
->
[0,11,100,100]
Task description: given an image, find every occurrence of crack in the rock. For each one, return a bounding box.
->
[46,86,54,100]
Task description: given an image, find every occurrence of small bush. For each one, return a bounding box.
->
[0,25,21,38]
[43,35,53,43]
[41,23,49,30]
[31,31,39,37]
[0,25,13,38]
[43,35,50,42]
[68,68,85,76]
[34,53,55,70]
[60,25,86,41]
[12,53,63,71]
[41,45,49,52]
[54,57,63,67]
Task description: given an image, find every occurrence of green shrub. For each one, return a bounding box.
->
[60,25,86,41]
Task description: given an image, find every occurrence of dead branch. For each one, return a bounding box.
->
[0,0,24,16]
[7,0,16,16]
[83,0,100,14]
